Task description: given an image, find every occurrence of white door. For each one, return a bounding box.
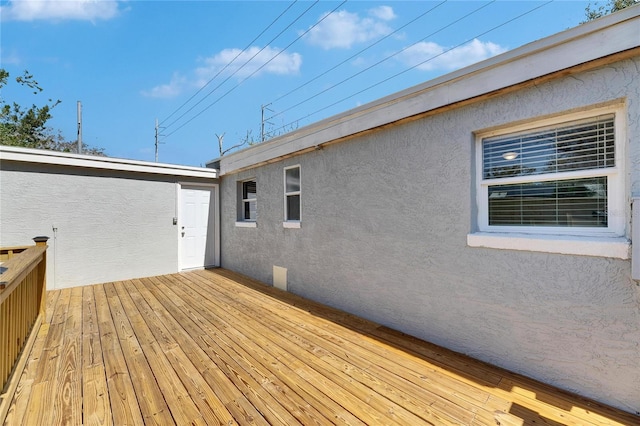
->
[180,185,216,269]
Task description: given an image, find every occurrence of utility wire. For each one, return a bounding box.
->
[164,0,347,139]
[163,0,322,134]
[268,0,447,109]
[268,0,495,126]
[159,0,299,126]
[270,0,553,136]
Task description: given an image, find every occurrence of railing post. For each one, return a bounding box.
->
[32,236,49,314]
[33,237,49,247]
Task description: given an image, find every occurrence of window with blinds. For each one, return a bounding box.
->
[284,166,301,222]
[481,114,615,228]
[241,180,257,221]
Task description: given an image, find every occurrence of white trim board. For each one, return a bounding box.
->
[467,232,630,259]
[1,145,218,179]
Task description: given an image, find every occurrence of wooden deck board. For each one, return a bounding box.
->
[126,278,236,426]
[81,285,112,426]
[103,281,174,425]
[181,272,485,424]
[149,276,306,426]
[162,274,399,425]
[114,280,207,426]
[178,272,455,425]
[4,269,638,426]
[94,283,144,425]
[141,275,269,425]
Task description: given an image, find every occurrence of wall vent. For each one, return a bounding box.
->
[273,266,287,291]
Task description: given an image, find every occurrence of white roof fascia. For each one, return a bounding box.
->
[0,145,218,179]
[216,6,640,176]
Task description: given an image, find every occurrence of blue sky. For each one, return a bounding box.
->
[1,0,600,166]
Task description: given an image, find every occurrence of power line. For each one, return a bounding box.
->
[267,0,447,110]
[164,0,347,139]
[268,0,495,128]
[163,0,311,130]
[270,0,553,136]
[159,0,299,127]
[163,0,322,135]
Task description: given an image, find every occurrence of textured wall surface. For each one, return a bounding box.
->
[0,163,211,289]
[219,58,640,413]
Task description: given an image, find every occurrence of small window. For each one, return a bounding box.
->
[237,180,256,225]
[476,106,624,238]
[284,166,301,224]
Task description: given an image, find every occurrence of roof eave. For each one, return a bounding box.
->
[0,146,219,179]
[212,5,640,175]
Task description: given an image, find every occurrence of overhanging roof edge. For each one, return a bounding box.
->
[0,146,219,179]
[212,6,640,176]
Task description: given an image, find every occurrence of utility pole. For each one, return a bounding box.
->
[155,118,159,162]
[77,101,83,154]
[261,103,273,143]
[154,119,165,162]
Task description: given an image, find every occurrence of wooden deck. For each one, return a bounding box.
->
[3,269,637,425]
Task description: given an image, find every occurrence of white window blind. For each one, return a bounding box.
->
[483,115,615,180]
[242,180,256,221]
[284,166,300,222]
[482,114,615,228]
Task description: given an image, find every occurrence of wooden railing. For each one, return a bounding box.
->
[0,246,30,262]
[0,237,48,424]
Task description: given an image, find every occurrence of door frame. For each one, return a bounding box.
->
[177,182,220,270]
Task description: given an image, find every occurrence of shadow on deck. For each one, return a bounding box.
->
[4,269,638,425]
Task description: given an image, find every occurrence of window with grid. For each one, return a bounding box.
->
[240,180,256,221]
[477,109,624,236]
[284,166,301,222]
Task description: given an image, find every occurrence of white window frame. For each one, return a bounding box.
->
[236,179,257,228]
[283,165,301,228]
[468,104,629,259]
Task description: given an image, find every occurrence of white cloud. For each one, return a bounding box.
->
[195,46,302,82]
[1,0,121,22]
[142,46,302,99]
[397,39,507,71]
[369,5,396,21]
[304,6,396,50]
[0,48,22,65]
[141,73,187,99]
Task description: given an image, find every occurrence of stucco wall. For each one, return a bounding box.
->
[0,162,212,289]
[219,57,640,413]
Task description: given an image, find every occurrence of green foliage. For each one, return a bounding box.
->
[582,0,638,23]
[0,68,105,155]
